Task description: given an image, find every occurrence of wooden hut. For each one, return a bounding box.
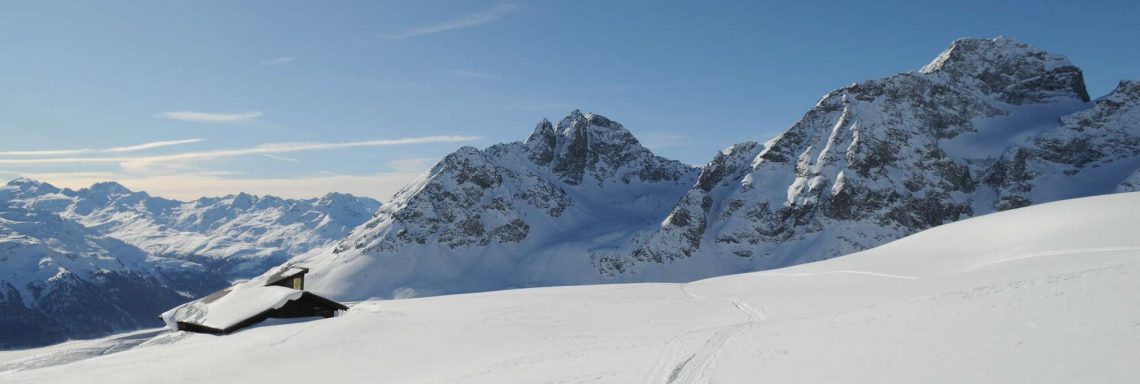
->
[162,266,348,335]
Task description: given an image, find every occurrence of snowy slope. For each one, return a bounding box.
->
[4,192,1138,383]
[285,37,1140,301]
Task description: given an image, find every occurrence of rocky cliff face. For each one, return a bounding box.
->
[284,37,1139,301]
[618,37,1137,274]
[991,80,1140,204]
[299,111,699,299]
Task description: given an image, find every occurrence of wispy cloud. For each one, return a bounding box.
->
[157,111,263,123]
[0,139,204,157]
[258,56,298,66]
[0,148,90,157]
[122,136,478,171]
[0,136,480,170]
[262,153,300,163]
[381,4,519,39]
[448,69,504,80]
[6,171,423,201]
[105,139,206,153]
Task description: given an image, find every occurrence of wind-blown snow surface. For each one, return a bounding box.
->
[5,192,1139,383]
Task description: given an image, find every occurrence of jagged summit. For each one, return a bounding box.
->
[304,111,699,299]
[920,36,1073,74]
[5,177,56,189]
[6,176,41,186]
[525,110,635,148]
[1105,79,1140,100]
[919,36,1089,102]
[82,181,134,196]
[0,177,64,199]
[523,110,690,186]
[319,191,360,201]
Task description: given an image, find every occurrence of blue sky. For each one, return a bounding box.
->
[2,0,1137,200]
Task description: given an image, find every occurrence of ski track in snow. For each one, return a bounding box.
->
[660,284,768,384]
[970,247,1140,270]
[763,270,918,280]
[660,269,903,383]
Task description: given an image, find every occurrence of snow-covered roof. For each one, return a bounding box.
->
[161,285,302,331]
[161,265,315,332]
[265,266,309,286]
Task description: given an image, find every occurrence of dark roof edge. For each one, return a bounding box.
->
[301,291,350,311]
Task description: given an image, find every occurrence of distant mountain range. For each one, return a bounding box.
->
[0,180,379,348]
[284,37,1140,301]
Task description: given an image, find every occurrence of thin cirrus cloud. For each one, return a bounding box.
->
[381,3,519,39]
[258,56,298,66]
[0,139,204,157]
[2,170,424,201]
[157,111,263,123]
[0,136,480,169]
[262,153,300,163]
[104,139,207,153]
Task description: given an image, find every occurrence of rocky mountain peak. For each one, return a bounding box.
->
[6,176,40,187]
[3,177,62,196]
[526,110,636,155]
[920,37,1070,75]
[555,109,621,133]
[319,192,368,204]
[1106,80,1140,101]
[920,36,1089,103]
[83,181,133,196]
[1055,79,1140,134]
[229,192,255,209]
[523,110,690,186]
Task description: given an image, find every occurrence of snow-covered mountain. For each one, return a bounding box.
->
[0,179,380,348]
[0,205,197,349]
[619,37,1139,272]
[290,37,1140,300]
[296,110,699,298]
[1,178,380,278]
[5,192,1139,383]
